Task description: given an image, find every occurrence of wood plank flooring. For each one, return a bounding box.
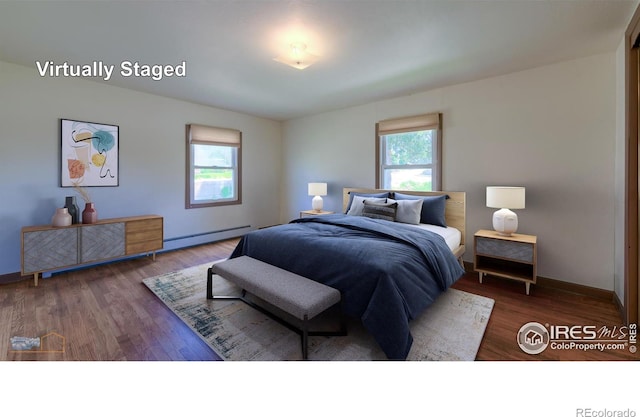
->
[0,238,637,361]
[453,273,637,360]
[0,239,238,361]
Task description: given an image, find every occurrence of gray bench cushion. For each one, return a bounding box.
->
[211,256,341,320]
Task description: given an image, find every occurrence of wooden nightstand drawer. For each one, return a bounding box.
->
[476,237,533,263]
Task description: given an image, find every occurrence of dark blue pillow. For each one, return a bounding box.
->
[393,192,447,227]
[345,191,390,213]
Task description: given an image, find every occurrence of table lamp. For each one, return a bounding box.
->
[308,182,327,212]
[486,186,525,236]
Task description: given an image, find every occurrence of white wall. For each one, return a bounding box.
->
[283,53,616,290]
[0,60,282,275]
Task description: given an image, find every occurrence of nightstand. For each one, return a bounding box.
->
[474,229,537,295]
[300,210,334,218]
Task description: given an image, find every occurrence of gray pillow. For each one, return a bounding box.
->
[387,198,422,225]
[361,200,398,222]
[347,196,386,216]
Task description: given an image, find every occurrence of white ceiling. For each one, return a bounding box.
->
[0,0,637,121]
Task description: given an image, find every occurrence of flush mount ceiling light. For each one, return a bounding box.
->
[273,42,319,70]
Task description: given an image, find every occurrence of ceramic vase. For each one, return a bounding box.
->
[51,207,72,227]
[64,196,80,224]
[82,202,98,224]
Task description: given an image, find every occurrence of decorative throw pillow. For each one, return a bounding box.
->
[361,200,398,222]
[386,198,422,225]
[346,196,386,216]
[345,191,390,213]
[393,193,448,227]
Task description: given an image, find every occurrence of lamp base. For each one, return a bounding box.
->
[312,195,324,212]
[493,208,518,236]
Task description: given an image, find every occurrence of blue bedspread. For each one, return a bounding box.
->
[229,214,465,359]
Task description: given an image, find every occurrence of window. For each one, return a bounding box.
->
[375,113,442,191]
[186,124,242,208]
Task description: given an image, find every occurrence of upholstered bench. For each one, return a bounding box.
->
[207,256,346,360]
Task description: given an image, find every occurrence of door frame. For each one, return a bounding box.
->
[624,5,640,325]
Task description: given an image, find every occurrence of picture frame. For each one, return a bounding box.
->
[60,118,119,187]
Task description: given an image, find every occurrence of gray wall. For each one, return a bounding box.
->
[0,60,282,275]
[282,52,617,290]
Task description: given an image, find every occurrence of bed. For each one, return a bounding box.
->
[229,187,466,359]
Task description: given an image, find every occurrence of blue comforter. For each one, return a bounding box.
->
[230,214,465,359]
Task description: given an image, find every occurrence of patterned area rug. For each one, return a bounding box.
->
[143,262,494,361]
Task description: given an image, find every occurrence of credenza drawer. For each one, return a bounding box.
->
[126,217,162,234]
[125,218,163,254]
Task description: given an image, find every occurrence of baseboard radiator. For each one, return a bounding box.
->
[162,225,252,252]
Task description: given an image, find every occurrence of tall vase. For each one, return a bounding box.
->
[82,202,98,224]
[51,207,72,227]
[64,196,80,224]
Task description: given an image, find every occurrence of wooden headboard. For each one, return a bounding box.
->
[342,188,466,246]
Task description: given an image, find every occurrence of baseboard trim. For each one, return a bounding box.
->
[535,276,614,301]
[613,292,625,323]
[462,261,614,301]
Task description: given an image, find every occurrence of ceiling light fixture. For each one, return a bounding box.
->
[274,42,319,70]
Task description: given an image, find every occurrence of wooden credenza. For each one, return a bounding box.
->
[21,215,163,286]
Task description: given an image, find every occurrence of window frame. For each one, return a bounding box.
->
[375,112,442,191]
[185,124,242,209]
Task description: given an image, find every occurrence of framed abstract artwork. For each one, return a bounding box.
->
[60,119,119,187]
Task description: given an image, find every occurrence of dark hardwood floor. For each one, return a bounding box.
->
[0,239,238,361]
[453,272,637,361]
[0,237,637,361]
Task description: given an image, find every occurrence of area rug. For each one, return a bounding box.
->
[142,262,494,361]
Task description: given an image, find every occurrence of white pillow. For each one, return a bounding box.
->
[347,196,387,216]
[387,198,422,225]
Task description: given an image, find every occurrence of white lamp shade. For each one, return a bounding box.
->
[486,186,525,209]
[308,182,327,196]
